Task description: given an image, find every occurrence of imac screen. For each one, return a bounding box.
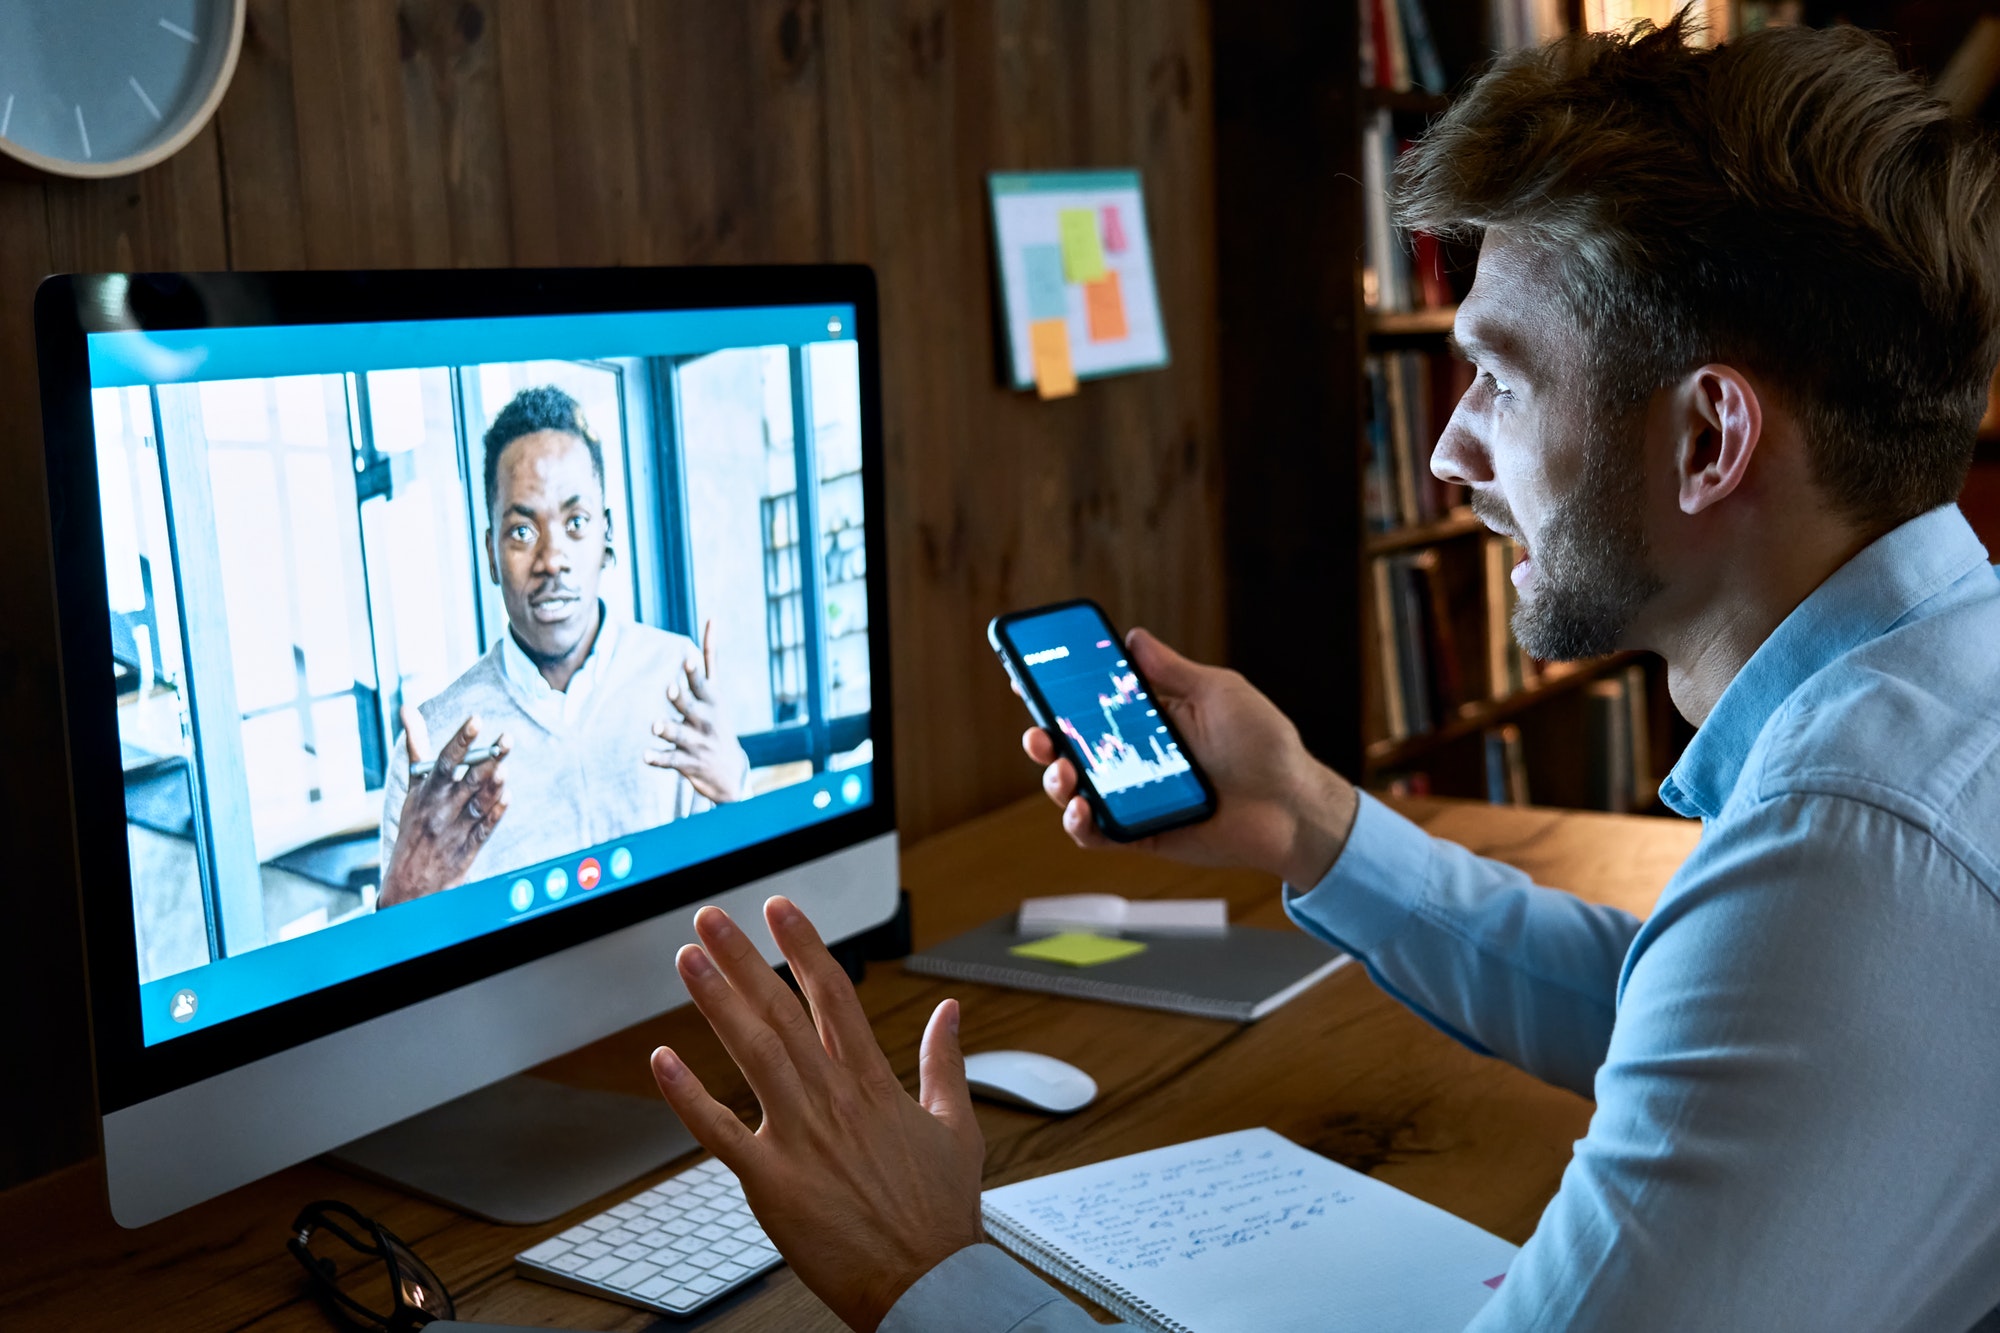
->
[85,305,873,1044]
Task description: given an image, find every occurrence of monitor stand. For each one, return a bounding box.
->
[326,1074,700,1225]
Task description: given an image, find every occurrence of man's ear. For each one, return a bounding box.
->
[1676,364,1763,516]
[484,526,499,585]
[601,507,617,568]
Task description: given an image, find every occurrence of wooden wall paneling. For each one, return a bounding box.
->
[627,1,828,268]
[40,126,230,275]
[395,0,517,270]
[856,0,983,840]
[744,0,837,264]
[1214,0,1366,777]
[817,0,879,262]
[540,1,650,267]
[285,3,426,268]
[489,0,564,267]
[1097,2,1223,658]
[215,0,308,270]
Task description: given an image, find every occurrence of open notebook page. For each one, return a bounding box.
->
[981,1127,1516,1333]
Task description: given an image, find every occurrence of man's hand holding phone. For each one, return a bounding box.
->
[1021,628,1360,888]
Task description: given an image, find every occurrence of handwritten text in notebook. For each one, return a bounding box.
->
[981,1128,1517,1333]
[1013,1140,1352,1271]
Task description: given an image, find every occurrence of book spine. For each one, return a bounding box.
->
[1397,0,1449,93]
[1385,132,1412,309]
[1479,724,1530,804]
[1502,723,1530,804]
[1393,555,1434,734]
[1410,546,1461,716]
[1484,729,1507,805]
[1483,536,1512,701]
[1404,351,1440,520]
[1358,0,1378,89]
[1623,662,1652,806]
[1585,678,1633,813]
[1369,0,1398,93]
[1371,557,1409,741]
[1380,0,1411,92]
[1362,356,1397,531]
[1383,356,1421,526]
[1361,113,1391,310]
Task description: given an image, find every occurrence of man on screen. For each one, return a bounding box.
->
[375,386,750,908]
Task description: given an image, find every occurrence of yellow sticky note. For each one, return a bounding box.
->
[1029,317,1078,399]
[1059,208,1108,284]
[1084,271,1128,342]
[1010,932,1148,967]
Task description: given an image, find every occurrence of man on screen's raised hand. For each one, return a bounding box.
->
[376,386,750,908]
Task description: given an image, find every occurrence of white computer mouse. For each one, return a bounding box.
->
[962,1049,1098,1115]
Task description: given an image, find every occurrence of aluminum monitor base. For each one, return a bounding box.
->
[326,1074,699,1225]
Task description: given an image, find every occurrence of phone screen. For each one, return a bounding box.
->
[994,602,1212,834]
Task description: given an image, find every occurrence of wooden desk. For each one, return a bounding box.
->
[0,797,1698,1331]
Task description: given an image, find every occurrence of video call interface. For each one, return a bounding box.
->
[1004,605,1205,828]
[87,304,874,1044]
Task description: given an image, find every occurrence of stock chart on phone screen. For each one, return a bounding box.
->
[1008,605,1208,828]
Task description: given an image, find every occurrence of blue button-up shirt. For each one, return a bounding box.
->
[883,504,2000,1333]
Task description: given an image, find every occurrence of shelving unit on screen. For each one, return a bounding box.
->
[989,170,1171,400]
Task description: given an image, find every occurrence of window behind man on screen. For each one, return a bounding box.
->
[92,310,873,1044]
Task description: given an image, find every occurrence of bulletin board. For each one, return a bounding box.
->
[989,170,1171,398]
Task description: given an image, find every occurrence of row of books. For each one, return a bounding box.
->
[1478,661,1654,812]
[1363,351,1470,529]
[1360,0,1447,95]
[1488,0,1565,53]
[1372,534,1540,744]
[1584,664,1655,814]
[1407,663,1654,813]
[1360,111,1455,314]
[1361,0,1563,95]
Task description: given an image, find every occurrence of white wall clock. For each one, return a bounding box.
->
[0,0,245,179]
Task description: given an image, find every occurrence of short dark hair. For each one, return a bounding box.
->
[482,385,605,512]
[1395,13,2000,527]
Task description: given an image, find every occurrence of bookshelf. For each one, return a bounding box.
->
[1215,3,2000,811]
[1350,0,1688,812]
[1216,0,1687,817]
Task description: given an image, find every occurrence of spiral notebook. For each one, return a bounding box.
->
[981,1128,1516,1333]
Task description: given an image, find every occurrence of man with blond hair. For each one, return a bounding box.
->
[640,18,2000,1331]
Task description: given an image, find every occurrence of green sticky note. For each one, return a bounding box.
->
[1010,931,1147,967]
[1058,208,1108,284]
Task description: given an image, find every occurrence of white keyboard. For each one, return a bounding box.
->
[514,1158,784,1316]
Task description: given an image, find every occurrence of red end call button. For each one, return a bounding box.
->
[577,857,603,890]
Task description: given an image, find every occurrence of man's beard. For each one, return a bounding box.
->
[1484,406,1663,662]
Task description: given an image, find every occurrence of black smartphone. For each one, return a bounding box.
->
[988,599,1218,842]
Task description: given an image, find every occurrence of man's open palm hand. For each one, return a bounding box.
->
[649,899,985,1332]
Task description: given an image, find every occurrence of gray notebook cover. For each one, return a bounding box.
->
[903,915,1348,1022]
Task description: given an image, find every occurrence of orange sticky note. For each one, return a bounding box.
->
[1029,317,1078,399]
[1084,271,1128,342]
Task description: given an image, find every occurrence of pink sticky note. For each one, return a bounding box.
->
[1101,204,1129,254]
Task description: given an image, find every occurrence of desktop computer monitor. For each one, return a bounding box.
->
[34,266,897,1227]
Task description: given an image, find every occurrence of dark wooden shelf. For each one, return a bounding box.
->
[1364,651,1642,774]
[1364,507,1484,555]
[1363,87,1452,114]
[1366,305,1457,338]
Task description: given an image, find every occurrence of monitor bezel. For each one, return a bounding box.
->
[35,265,895,1115]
